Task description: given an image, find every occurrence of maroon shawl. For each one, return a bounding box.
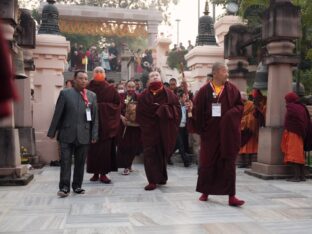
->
[284,102,310,139]
[87,80,121,140]
[188,81,243,195]
[136,87,181,157]
[0,21,18,118]
[189,81,243,159]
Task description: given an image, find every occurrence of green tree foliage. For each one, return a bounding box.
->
[295,70,312,95]
[212,0,312,95]
[167,50,188,70]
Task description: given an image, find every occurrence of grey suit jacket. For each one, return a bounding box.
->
[47,88,99,144]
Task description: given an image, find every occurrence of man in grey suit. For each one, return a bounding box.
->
[48,70,99,198]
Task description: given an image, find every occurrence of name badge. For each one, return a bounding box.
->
[212,103,221,117]
[86,107,92,121]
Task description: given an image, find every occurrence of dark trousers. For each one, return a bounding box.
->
[59,141,89,191]
[175,127,189,161]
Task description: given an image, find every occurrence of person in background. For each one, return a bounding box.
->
[76,45,85,70]
[116,82,125,94]
[70,42,78,70]
[100,47,111,72]
[65,80,74,89]
[169,78,178,94]
[187,40,194,51]
[163,82,170,89]
[109,42,118,71]
[134,78,143,93]
[281,92,311,182]
[47,70,98,197]
[173,90,192,167]
[171,44,178,52]
[87,67,121,184]
[179,42,186,51]
[239,91,259,168]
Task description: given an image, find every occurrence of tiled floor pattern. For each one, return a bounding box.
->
[1,162,312,234]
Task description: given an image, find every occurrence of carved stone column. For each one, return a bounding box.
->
[32,34,69,164]
[227,59,249,91]
[224,24,251,92]
[14,49,37,164]
[246,0,301,179]
[147,21,158,48]
[247,41,298,178]
[32,0,70,164]
[0,18,33,185]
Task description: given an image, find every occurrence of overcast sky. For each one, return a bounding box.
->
[160,0,225,47]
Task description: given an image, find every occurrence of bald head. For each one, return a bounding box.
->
[93,66,105,75]
[211,62,228,84]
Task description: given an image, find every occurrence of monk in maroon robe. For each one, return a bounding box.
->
[187,62,245,206]
[116,81,142,175]
[281,92,311,181]
[136,71,181,190]
[0,20,18,118]
[87,67,121,183]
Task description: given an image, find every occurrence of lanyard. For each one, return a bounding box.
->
[80,89,89,107]
[209,82,224,103]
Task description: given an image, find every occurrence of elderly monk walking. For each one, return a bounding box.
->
[87,67,121,183]
[136,70,181,190]
[281,92,311,182]
[186,62,245,206]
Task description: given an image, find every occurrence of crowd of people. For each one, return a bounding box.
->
[171,40,194,52]
[69,43,120,72]
[47,61,311,208]
[69,42,154,75]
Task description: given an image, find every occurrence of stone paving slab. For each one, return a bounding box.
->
[0,163,311,233]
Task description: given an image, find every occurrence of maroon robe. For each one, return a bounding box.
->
[136,88,181,184]
[188,81,243,196]
[0,21,18,118]
[284,102,310,139]
[116,92,142,169]
[87,80,121,174]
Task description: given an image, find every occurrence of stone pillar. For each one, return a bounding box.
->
[227,59,249,91]
[147,21,158,48]
[155,36,176,82]
[14,49,37,164]
[32,34,69,164]
[247,41,298,179]
[0,23,33,185]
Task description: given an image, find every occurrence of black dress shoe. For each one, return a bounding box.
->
[73,188,85,194]
[57,188,69,198]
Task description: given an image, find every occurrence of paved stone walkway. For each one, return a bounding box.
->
[0,162,312,234]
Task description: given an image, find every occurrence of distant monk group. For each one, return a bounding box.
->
[48,62,246,206]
